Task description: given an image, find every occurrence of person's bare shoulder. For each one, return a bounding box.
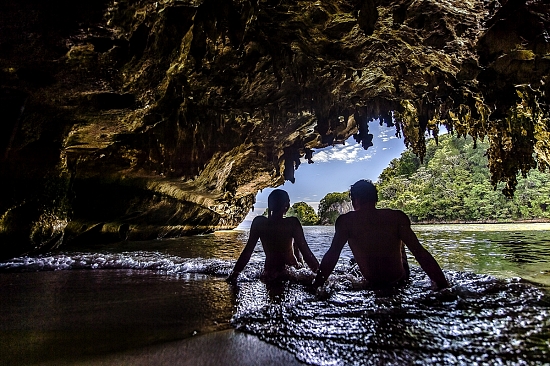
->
[378,208,409,222]
[334,211,354,228]
[284,216,300,223]
[251,215,268,228]
[284,216,302,227]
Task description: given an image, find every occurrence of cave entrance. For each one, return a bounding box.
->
[238,122,406,228]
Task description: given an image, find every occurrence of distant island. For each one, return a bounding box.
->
[286,135,550,225]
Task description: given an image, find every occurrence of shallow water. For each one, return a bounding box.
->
[1,224,549,365]
[233,270,549,365]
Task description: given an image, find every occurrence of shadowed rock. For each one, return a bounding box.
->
[0,0,548,258]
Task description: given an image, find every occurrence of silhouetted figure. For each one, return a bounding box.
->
[313,180,448,289]
[227,189,319,284]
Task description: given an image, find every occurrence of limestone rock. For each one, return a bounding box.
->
[0,0,548,258]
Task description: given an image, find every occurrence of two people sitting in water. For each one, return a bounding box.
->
[227,179,449,290]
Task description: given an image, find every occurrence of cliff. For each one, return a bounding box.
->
[1,0,548,258]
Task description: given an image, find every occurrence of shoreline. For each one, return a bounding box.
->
[410,218,550,225]
[299,219,550,227]
[67,329,305,366]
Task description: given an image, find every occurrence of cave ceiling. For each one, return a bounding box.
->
[0,0,549,257]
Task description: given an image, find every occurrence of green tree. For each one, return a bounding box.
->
[286,202,319,225]
[377,134,550,222]
[378,150,421,184]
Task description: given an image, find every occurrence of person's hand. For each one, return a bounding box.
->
[304,276,324,295]
[312,271,325,289]
[310,262,320,273]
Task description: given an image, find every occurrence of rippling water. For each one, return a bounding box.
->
[1,224,549,365]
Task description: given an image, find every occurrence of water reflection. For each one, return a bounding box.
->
[412,225,550,287]
[0,270,237,365]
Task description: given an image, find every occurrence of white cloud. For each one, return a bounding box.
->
[310,142,373,164]
[378,128,398,143]
[303,123,404,165]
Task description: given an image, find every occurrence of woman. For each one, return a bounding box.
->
[227,189,319,283]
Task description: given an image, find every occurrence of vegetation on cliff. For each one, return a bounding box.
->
[317,192,353,225]
[304,134,550,225]
[377,135,550,222]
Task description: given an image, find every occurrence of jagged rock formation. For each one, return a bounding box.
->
[0,0,549,258]
[319,200,354,225]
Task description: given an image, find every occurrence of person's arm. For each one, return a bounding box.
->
[398,214,448,289]
[312,215,348,288]
[293,242,305,266]
[226,218,260,283]
[291,218,319,271]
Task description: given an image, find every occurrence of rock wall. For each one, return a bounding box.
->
[0,0,548,258]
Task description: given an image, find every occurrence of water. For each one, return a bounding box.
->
[1,224,549,365]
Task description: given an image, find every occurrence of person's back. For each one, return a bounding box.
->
[227,189,319,283]
[343,208,409,286]
[314,180,448,289]
[252,215,307,280]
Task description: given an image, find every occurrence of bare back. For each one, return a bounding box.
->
[253,216,301,274]
[227,189,320,285]
[342,209,408,284]
[228,215,319,283]
[315,205,448,289]
[314,181,448,290]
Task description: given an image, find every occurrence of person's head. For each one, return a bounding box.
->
[349,179,378,205]
[267,189,290,218]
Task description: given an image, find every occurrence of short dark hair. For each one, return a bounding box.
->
[349,179,378,203]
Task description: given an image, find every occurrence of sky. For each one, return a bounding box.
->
[243,121,407,223]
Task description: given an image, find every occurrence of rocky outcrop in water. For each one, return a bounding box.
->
[1,0,549,258]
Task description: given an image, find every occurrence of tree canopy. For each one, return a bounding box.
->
[287,202,320,226]
[268,134,550,226]
[377,135,550,222]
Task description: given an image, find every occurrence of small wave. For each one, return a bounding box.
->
[0,251,237,277]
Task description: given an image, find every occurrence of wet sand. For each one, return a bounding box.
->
[1,269,305,365]
[70,330,305,366]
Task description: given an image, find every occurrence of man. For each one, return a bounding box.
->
[313,180,448,289]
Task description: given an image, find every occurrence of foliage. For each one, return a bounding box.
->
[317,192,352,225]
[286,202,319,225]
[377,134,550,222]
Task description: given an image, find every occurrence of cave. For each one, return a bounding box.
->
[0,0,549,259]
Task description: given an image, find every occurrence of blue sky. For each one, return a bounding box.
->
[253,121,407,212]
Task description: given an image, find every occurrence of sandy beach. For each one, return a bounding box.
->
[68,330,305,366]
